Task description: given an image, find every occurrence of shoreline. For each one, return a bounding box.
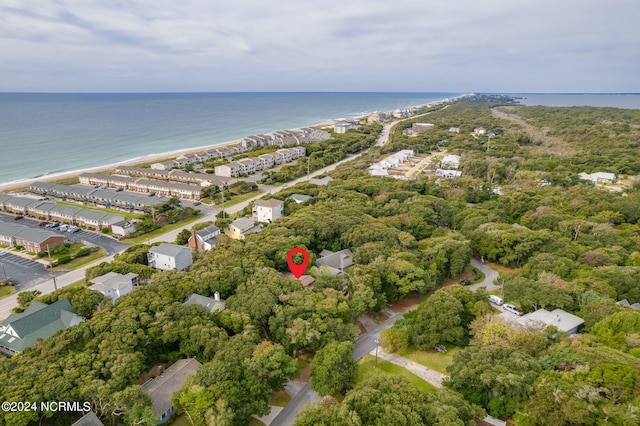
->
[0,95,467,193]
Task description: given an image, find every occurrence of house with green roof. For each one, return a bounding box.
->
[0,299,84,356]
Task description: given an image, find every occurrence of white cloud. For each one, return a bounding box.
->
[0,0,638,92]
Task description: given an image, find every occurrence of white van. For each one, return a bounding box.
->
[503,304,524,316]
[489,295,503,306]
[59,224,69,232]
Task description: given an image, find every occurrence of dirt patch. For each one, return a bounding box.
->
[297,365,311,382]
[388,292,429,312]
[354,319,367,335]
[492,107,576,157]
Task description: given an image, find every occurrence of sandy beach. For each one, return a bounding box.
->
[0,96,462,194]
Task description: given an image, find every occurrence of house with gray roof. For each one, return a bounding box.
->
[148,244,193,271]
[27,200,58,219]
[49,204,82,224]
[0,223,23,247]
[142,358,202,424]
[89,272,139,303]
[225,218,263,240]
[184,292,226,312]
[0,299,84,356]
[71,411,104,426]
[309,176,333,186]
[316,249,354,276]
[75,210,125,230]
[13,227,66,253]
[618,299,640,310]
[188,225,220,251]
[288,194,311,204]
[499,308,585,335]
[4,196,39,214]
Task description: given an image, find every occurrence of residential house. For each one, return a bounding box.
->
[252,199,284,223]
[225,218,263,240]
[111,219,138,238]
[215,162,243,178]
[27,200,57,219]
[238,158,261,174]
[315,249,354,276]
[435,169,462,179]
[440,154,461,169]
[148,244,193,271]
[578,172,617,185]
[412,123,434,134]
[367,111,388,123]
[258,154,275,169]
[75,210,125,230]
[334,122,355,134]
[449,127,460,134]
[49,204,82,224]
[0,223,23,247]
[288,194,311,204]
[188,225,220,251]
[13,228,66,253]
[184,292,226,312]
[151,160,180,170]
[504,308,585,335]
[0,300,84,356]
[142,359,202,424]
[71,411,105,426]
[283,272,315,290]
[89,272,139,303]
[309,176,333,186]
[474,127,486,135]
[618,299,640,310]
[4,196,38,214]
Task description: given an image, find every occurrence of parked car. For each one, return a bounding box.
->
[460,279,473,286]
[0,250,7,256]
[46,223,60,229]
[38,221,49,227]
[67,226,80,233]
[503,304,524,316]
[489,295,503,306]
[59,224,69,232]
[14,215,24,220]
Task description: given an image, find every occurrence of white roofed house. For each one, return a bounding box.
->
[252,199,284,223]
[276,148,294,163]
[238,157,260,174]
[436,169,462,179]
[89,272,138,303]
[148,244,193,271]
[184,292,226,312]
[578,172,617,185]
[258,153,276,169]
[440,154,461,170]
[290,146,306,158]
[111,219,138,238]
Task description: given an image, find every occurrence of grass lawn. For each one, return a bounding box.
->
[123,215,202,244]
[270,390,292,407]
[168,414,191,426]
[357,355,436,393]
[396,344,460,374]
[0,286,16,300]
[63,248,107,270]
[485,261,519,276]
[222,190,263,207]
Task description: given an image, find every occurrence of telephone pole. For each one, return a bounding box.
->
[46,245,58,291]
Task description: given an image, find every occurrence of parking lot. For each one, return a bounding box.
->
[0,213,130,289]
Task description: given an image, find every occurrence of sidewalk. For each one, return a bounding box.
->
[370,347,447,388]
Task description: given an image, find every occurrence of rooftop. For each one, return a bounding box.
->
[149,243,191,258]
[142,358,202,418]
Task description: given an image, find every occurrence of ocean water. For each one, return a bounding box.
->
[0,92,460,186]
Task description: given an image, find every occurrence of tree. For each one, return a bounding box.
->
[310,341,357,396]
[245,341,299,391]
[16,290,42,309]
[408,288,466,349]
[445,346,542,417]
[175,229,192,245]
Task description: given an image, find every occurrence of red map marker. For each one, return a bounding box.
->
[287,248,310,278]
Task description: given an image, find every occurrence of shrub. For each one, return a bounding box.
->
[57,254,72,264]
[75,248,92,258]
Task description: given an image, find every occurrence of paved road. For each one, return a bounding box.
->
[468,258,501,291]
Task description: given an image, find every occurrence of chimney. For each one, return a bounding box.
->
[214,291,220,301]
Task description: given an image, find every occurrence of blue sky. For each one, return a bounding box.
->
[1,0,638,93]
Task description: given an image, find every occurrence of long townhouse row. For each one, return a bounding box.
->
[27,182,169,213]
[151,145,247,171]
[241,128,331,149]
[77,172,229,201]
[112,167,235,187]
[0,193,126,231]
[214,147,306,178]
